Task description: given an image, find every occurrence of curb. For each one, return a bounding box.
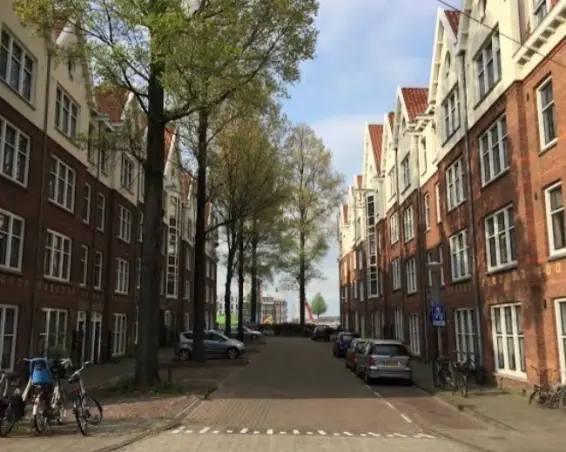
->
[413,381,517,431]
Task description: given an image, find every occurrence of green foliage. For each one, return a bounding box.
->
[310,293,328,317]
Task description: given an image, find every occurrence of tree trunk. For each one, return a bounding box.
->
[250,226,258,324]
[237,220,245,342]
[192,109,209,362]
[134,55,165,387]
[299,230,306,326]
[223,231,237,337]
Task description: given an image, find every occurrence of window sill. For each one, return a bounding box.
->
[118,237,131,245]
[55,126,80,147]
[486,263,518,275]
[548,250,566,262]
[481,168,510,190]
[0,172,29,190]
[0,266,23,275]
[44,276,72,284]
[0,78,36,109]
[96,226,105,233]
[492,370,527,382]
[48,199,75,215]
[451,276,471,284]
[405,236,415,244]
[440,128,459,147]
[472,79,501,110]
[401,185,411,195]
[446,199,466,213]
[539,138,558,155]
[115,291,129,295]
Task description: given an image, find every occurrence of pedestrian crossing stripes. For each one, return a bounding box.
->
[169,426,435,439]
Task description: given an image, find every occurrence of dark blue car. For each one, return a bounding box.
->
[333,331,358,358]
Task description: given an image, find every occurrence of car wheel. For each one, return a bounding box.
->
[179,349,191,361]
[226,347,239,360]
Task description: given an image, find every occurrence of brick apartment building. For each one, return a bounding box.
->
[339,1,566,388]
[0,3,217,369]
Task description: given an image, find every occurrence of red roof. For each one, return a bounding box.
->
[94,86,130,122]
[387,112,395,129]
[444,10,460,35]
[400,87,429,121]
[356,174,363,188]
[342,205,349,223]
[367,124,383,172]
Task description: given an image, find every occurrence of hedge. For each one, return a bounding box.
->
[257,322,317,337]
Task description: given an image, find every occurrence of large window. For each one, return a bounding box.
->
[389,167,397,198]
[455,308,476,363]
[492,304,525,377]
[369,265,378,297]
[450,229,470,281]
[80,245,88,286]
[39,309,67,354]
[0,209,24,271]
[408,314,420,356]
[94,251,103,289]
[118,205,132,243]
[120,155,134,191]
[475,31,501,99]
[44,230,72,281]
[537,78,557,149]
[403,206,414,241]
[390,212,399,243]
[112,314,127,356]
[0,30,35,101]
[394,307,404,342]
[115,259,130,294]
[82,183,91,224]
[446,157,465,210]
[55,87,79,138]
[480,116,509,185]
[391,258,401,290]
[485,205,516,271]
[544,182,566,256]
[442,87,460,140]
[0,116,30,185]
[48,156,76,211]
[406,257,417,294]
[0,305,18,369]
[423,193,430,230]
[401,155,410,190]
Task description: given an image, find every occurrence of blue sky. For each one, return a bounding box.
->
[218,0,447,318]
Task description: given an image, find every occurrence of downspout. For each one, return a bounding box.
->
[394,145,408,344]
[458,49,484,365]
[27,49,53,357]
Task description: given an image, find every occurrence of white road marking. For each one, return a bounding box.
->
[414,433,435,439]
[343,431,353,436]
[368,432,381,437]
[333,432,340,436]
[365,384,373,390]
[199,427,210,434]
[387,434,395,438]
[317,430,327,435]
[171,427,184,434]
[385,401,396,409]
[184,430,193,434]
[267,429,274,435]
[226,430,233,433]
[253,431,260,434]
[280,431,287,434]
[306,431,313,435]
[360,433,367,437]
[401,414,413,424]
[212,430,219,434]
[373,391,382,398]
[239,428,248,434]
[293,429,300,435]
[393,433,408,438]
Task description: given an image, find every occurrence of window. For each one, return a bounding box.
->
[369,266,378,296]
[353,281,358,299]
[48,156,75,211]
[450,229,470,281]
[420,138,427,174]
[423,193,431,230]
[366,195,375,225]
[485,205,517,270]
[82,184,91,224]
[480,116,509,185]
[401,155,410,190]
[555,299,566,384]
[44,230,72,281]
[184,312,190,330]
[426,250,434,287]
[438,245,446,285]
[112,314,127,356]
[446,158,465,210]
[435,183,442,223]
[0,30,35,101]
[403,206,414,241]
[537,78,556,149]
[137,258,141,289]
[391,258,401,290]
[115,258,130,294]
[118,205,132,243]
[442,87,460,140]
[94,251,103,289]
[408,314,420,356]
[97,194,105,231]
[374,311,384,339]
[394,307,404,342]
[389,167,397,198]
[184,279,190,300]
[55,87,79,138]
[167,254,178,297]
[80,245,88,286]
[532,0,549,28]
[406,257,417,294]
[390,212,399,244]
[455,308,476,363]
[0,116,30,185]
[492,303,525,376]
[368,228,376,256]
[545,183,566,256]
[138,212,143,242]
[0,209,24,271]
[0,305,17,369]
[39,309,67,354]
[475,31,501,99]
[186,249,192,270]
[120,155,134,191]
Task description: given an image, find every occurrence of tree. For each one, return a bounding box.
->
[278,125,344,326]
[310,293,327,318]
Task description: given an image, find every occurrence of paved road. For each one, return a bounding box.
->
[119,337,491,451]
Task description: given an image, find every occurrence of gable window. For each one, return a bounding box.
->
[423,193,431,230]
[545,182,566,256]
[401,155,410,190]
[485,205,517,271]
[82,183,91,224]
[44,230,72,281]
[537,78,557,149]
[120,155,134,191]
[118,205,132,243]
[475,31,501,100]
[48,156,75,212]
[0,209,24,271]
[55,87,79,139]
[0,116,30,186]
[0,30,35,101]
[115,258,130,294]
[450,229,470,281]
[94,251,103,289]
[391,258,401,291]
[480,116,509,185]
[403,206,414,241]
[79,245,88,286]
[532,0,550,28]
[389,167,397,198]
[442,87,460,140]
[96,193,105,231]
[446,157,465,210]
[492,303,525,377]
[406,257,417,294]
[390,212,399,244]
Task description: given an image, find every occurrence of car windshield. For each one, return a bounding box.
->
[369,344,409,357]
[339,333,354,344]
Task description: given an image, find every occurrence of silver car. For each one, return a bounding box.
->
[355,339,413,385]
[175,330,246,360]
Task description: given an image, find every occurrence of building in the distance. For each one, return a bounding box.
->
[260,296,288,323]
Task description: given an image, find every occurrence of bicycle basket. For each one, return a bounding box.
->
[30,359,53,386]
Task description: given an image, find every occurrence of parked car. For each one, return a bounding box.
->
[228,326,264,342]
[174,330,246,361]
[354,339,413,385]
[345,338,367,371]
[311,325,335,341]
[333,331,358,358]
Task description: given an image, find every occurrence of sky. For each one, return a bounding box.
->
[217,0,450,319]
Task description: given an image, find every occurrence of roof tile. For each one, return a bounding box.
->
[400,87,429,121]
[367,124,383,172]
[444,10,460,35]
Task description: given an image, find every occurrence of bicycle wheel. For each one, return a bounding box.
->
[74,396,88,436]
[82,393,103,425]
[528,388,541,405]
[0,402,17,437]
[458,373,469,398]
[557,389,566,412]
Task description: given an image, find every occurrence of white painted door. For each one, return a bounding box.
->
[555,299,566,383]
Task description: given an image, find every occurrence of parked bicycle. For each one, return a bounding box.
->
[0,363,21,437]
[528,366,566,409]
[434,351,471,397]
[66,360,103,435]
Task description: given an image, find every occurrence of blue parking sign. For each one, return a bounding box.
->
[431,303,445,327]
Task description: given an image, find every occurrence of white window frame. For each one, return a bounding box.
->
[97,193,106,231]
[403,206,414,241]
[438,245,446,286]
[138,212,143,242]
[450,229,470,281]
[0,30,35,101]
[485,205,517,271]
[0,304,18,369]
[118,205,132,243]
[537,77,557,150]
[435,183,441,223]
[80,245,88,286]
[442,87,460,140]
[390,212,399,244]
[491,303,526,379]
[394,307,404,342]
[426,250,434,287]
[120,155,134,191]
[391,258,401,290]
[401,154,410,190]
[0,116,30,186]
[55,86,79,138]
[0,208,24,271]
[475,31,501,100]
[454,308,476,363]
[44,230,72,281]
[94,251,103,289]
[446,157,465,210]
[479,115,509,185]
[112,314,127,356]
[532,0,550,28]
[82,183,91,224]
[389,167,397,198]
[554,299,566,384]
[184,279,190,300]
[136,258,141,289]
[368,266,378,297]
[49,156,76,212]
[408,314,420,356]
[406,257,417,294]
[115,258,130,294]
[423,193,431,230]
[544,182,566,257]
[40,308,67,354]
